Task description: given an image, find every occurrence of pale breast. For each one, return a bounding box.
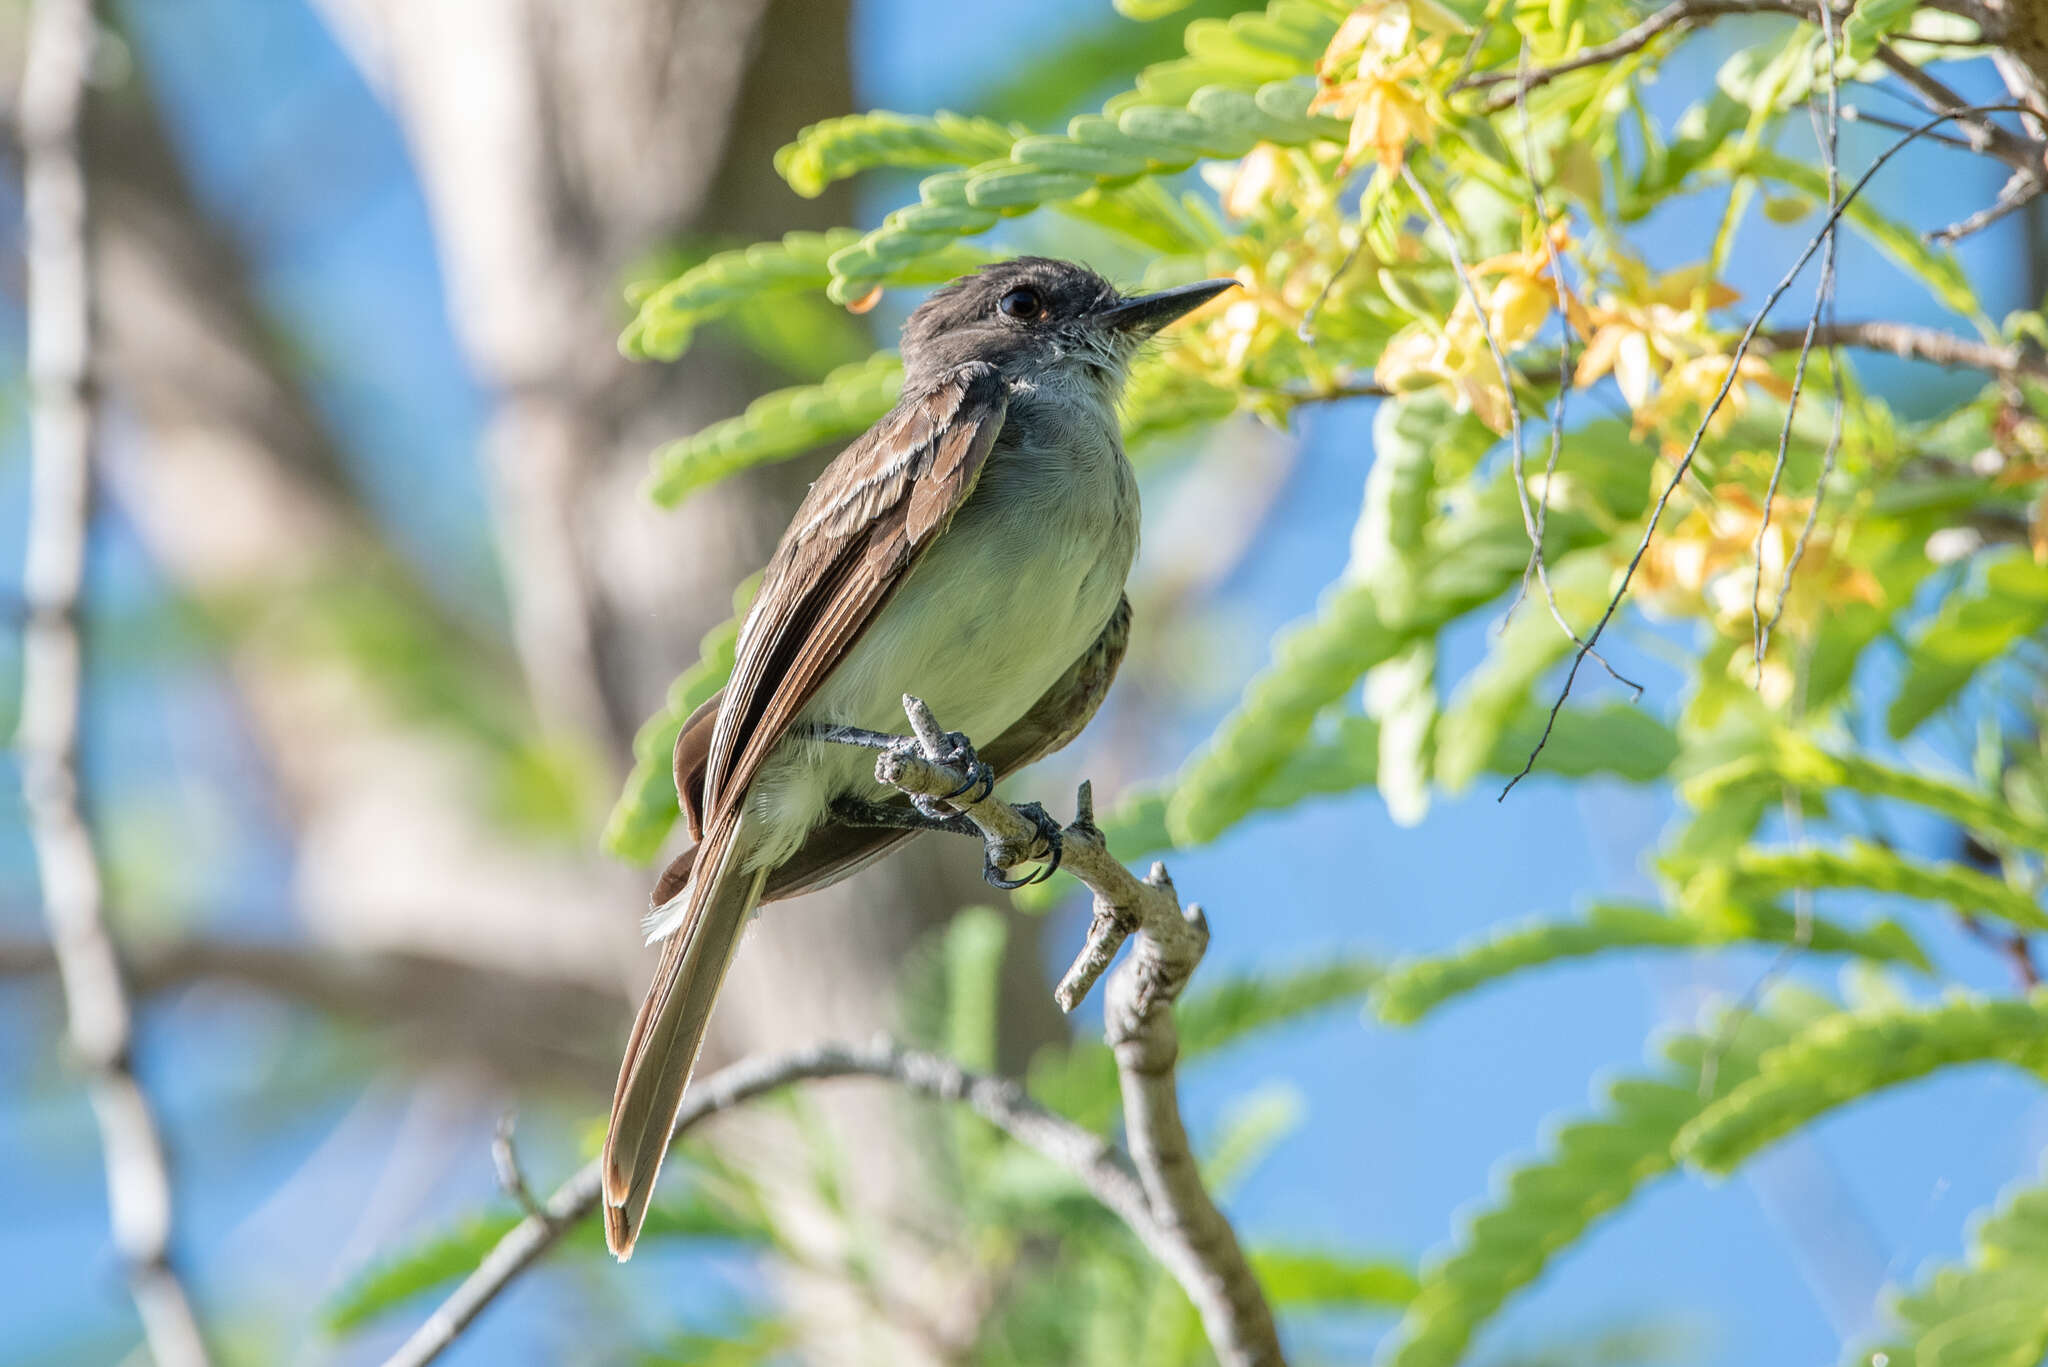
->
[743,382,1139,870]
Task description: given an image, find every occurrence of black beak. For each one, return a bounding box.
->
[1094,278,1238,335]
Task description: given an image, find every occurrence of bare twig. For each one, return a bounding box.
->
[1874,42,2041,172]
[1460,0,1840,111]
[1960,914,2043,989]
[1752,6,1844,687]
[491,1114,546,1220]
[1756,321,2048,379]
[384,697,1283,1367]
[1400,164,1641,694]
[16,1,209,1362]
[1929,167,2048,242]
[1503,105,2034,796]
[1838,103,1980,148]
[381,1042,1159,1367]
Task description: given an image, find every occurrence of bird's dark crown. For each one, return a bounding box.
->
[899,257,1125,387]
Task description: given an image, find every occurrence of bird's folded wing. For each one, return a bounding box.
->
[654,594,1132,908]
[692,361,1009,830]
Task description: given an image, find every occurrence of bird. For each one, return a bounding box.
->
[601,257,1236,1257]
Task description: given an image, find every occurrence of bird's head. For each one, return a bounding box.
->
[899,257,1237,394]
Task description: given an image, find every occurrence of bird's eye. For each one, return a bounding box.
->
[998,287,1043,320]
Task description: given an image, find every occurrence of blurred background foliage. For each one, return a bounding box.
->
[13,0,2048,1363]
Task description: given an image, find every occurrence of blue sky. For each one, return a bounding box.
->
[2,1,2044,1363]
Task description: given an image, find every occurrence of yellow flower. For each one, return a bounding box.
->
[1572,265,1787,438]
[1310,0,1461,174]
[1221,144,1288,219]
[1311,54,1437,174]
[1635,485,1880,643]
[1375,304,1513,431]
[1372,221,1574,430]
[1629,352,1793,439]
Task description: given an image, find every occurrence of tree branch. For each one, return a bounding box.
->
[1459,0,1831,111]
[383,695,1285,1367]
[1757,320,2048,379]
[874,696,1284,1367]
[1874,42,2043,173]
[377,1041,1152,1367]
[0,937,627,1088]
[16,1,209,1362]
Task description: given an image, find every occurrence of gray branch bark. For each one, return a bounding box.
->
[376,1040,1149,1367]
[881,698,1285,1367]
[15,1,209,1361]
[381,696,1285,1367]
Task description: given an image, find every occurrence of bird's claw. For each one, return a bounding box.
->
[914,729,993,808]
[982,801,1064,891]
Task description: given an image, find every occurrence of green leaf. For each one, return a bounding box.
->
[1047,700,1669,897]
[646,353,904,507]
[1117,0,1209,18]
[1856,1154,2048,1367]
[803,4,1356,297]
[1164,581,1400,846]
[324,1185,763,1334]
[1890,552,2048,737]
[601,575,758,864]
[1841,0,1920,62]
[1203,1084,1305,1191]
[775,111,1020,198]
[1251,1247,1420,1309]
[324,1210,522,1333]
[624,230,862,361]
[1179,956,1384,1054]
[1372,901,1926,1025]
[1380,989,1835,1367]
[942,907,1008,1074]
[1167,446,1589,846]
[1434,551,1614,793]
[1686,731,2048,858]
[1711,840,2048,934]
[624,231,992,360]
[1679,990,2048,1174]
[1025,955,1379,1131]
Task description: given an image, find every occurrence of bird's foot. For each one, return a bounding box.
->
[828,794,977,838]
[799,721,995,821]
[932,730,996,803]
[984,801,1064,891]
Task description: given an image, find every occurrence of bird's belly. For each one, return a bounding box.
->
[742,451,1135,870]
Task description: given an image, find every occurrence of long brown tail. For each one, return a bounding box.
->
[601,815,764,1259]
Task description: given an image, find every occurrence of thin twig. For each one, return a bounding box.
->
[1751,5,1843,687]
[1401,163,1641,693]
[1755,321,2048,378]
[16,1,210,1363]
[1929,167,2048,243]
[1838,103,1979,149]
[1518,51,1579,648]
[1959,914,2043,989]
[1299,235,1366,345]
[1502,104,2036,797]
[1874,42,2041,172]
[491,1114,545,1220]
[1460,0,1845,111]
[378,1043,1153,1367]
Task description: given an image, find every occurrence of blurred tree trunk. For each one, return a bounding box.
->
[27,0,1064,1357]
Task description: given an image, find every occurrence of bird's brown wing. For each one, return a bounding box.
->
[650,595,1132,909]
[697,362,1009,828]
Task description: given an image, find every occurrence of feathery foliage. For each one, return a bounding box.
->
[1678,990,2048,1174]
